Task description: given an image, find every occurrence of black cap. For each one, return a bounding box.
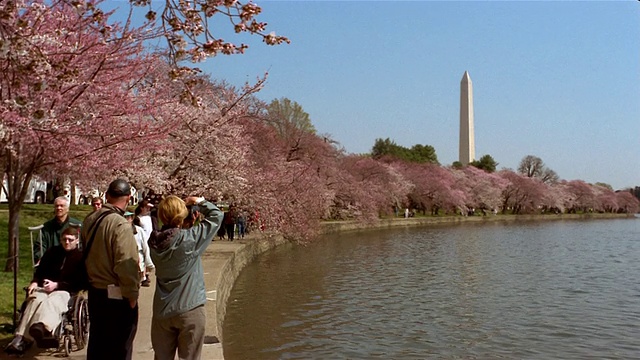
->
[106,179,131,197]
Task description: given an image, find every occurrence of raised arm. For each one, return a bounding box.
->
[184,197,223,254]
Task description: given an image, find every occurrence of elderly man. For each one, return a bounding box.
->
[82,179,140,360]
[34,196,82,264]
[4,227,84,355]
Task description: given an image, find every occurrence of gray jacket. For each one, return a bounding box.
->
[148,200,223,319]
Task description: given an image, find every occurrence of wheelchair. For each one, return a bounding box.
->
[19,225,90,357]
[55,291,90,356]
[15,289,90,357]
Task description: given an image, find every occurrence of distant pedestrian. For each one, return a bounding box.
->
[81,179,139,360]
[223,207,236,241]
[148,195,223,360]
[125,211,154,287]
[236,210,247,239]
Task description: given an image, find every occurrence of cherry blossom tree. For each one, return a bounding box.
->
[0,0,170,271]
[614,191,639,213]
[240,117,335,242]
[125,72,263,200]
[540,182,572,214]
[132,0,290,65]
[563,180,596,213]
[331,155,411,220]
[499,171,548,214]
[394,162,464,215]
[451,166,508,213]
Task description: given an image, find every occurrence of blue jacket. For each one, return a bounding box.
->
[148,201,223,319]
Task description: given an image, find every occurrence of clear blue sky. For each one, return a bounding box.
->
[107,1,640,190]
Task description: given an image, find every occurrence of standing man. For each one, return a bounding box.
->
[34,196,82,265]
[81,179,140,360]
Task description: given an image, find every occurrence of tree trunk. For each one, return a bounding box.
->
[4,193,23,272]
[3,169,30,272]
[71,179,77,205]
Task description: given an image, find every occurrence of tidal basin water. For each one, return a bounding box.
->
[223,218,640,359]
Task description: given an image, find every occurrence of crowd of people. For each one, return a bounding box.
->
[4,179,225,360]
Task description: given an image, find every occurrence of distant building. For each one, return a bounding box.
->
[459,71,475,165]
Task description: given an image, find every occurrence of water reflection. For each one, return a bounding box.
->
[224,219,640,359]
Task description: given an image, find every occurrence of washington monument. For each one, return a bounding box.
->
[459,71,475,165]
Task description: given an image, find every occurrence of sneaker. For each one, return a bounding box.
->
[29,323,58,349]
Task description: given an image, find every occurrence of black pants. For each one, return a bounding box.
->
[87,287,138,360]
[225,223,235,240]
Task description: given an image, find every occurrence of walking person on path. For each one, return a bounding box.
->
[236,209,247,239]
[223,206,237,241]
[81,179,140,360]
[148,195,223,360]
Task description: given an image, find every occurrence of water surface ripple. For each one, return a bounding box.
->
[223,219,640,359]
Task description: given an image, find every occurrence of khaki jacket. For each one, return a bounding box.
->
[81,203,140,300]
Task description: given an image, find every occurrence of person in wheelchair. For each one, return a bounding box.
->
[4,227,84,355]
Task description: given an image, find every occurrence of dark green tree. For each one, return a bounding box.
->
[470,154,498,173]
[371,138,397,159]
[371,138,438,164]
[408,144,438,164]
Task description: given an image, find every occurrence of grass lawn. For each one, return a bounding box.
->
[0,204,94,341]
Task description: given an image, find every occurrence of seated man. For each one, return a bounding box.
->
[34,196,82,264]
[5,227,84,355]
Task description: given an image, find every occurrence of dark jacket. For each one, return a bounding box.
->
[148,201,223,319]
[35,216,82,264]
[32,245,84,293]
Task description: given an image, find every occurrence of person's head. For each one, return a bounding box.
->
[157,195,188,228]
[136,199,153,216]
[53,196,70,222]
[105,179,131,210]
[91,197,103,211]
[60,226,79,251]
[124,211,135,224]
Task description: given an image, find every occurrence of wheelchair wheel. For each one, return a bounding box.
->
[73,294,89,350]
